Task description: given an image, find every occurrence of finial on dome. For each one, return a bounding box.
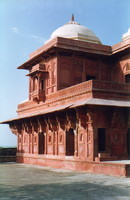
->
[71,14,74,21]
[67,14,79,25]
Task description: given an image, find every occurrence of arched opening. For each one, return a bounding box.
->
[38,132,45,154]
[66,128,74,156]
[127,129,130,159]
[125,74,130,83]
[98,128,106,152]
[33,76,38,91]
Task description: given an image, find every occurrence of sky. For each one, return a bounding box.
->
[0,0,130,147]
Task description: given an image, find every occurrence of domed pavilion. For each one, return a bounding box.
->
[50,15,101,44]
[1,16,130,177]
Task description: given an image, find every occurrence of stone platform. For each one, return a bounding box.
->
[16,154,130,177]
[1,163,130,200]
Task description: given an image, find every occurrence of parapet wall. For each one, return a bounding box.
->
[0,147,17,162]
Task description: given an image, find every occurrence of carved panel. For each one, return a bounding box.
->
[78,125,85,144]
[48,130,53,144]
[58,128,64,144]
[86,111,95,159]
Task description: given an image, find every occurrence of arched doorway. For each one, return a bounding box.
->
[127,129,130,159]
[38,132,45,154]
[98,128,106,152]
[66,128,74,156]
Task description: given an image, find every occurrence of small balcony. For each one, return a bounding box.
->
[31,89,45,102]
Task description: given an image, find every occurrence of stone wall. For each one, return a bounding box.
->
[0,147,17,162]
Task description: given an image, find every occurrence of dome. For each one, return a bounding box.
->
[122,28,130,41]
[50,15,101,44]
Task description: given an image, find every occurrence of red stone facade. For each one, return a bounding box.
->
[2,35,130,176]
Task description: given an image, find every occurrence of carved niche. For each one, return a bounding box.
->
[58,127,64,144]
[60,60,73,85]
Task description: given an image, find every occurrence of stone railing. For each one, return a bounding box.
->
[45,80,93,103]
[18,80,130,113]
[31,89,45,102]
[92,80,130,100]
[45,80,130,104]
[93,80,130,92]
[0,147,17,162]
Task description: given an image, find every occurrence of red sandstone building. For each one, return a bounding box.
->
[2,17,130,176]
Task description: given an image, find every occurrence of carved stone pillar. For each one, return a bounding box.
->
[47,113,58,155]
[75,107,87,159]
[86,111,95,161]
[74,129,78,157]
[56,112,66,156]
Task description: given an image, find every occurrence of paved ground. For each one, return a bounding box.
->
[0,163,130,200]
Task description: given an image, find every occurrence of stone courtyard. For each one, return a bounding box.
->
[0,163,130,200]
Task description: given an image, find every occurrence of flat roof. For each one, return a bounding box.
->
[17,37,111,70]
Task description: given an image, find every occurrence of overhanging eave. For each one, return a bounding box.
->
[1,98,130,124]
